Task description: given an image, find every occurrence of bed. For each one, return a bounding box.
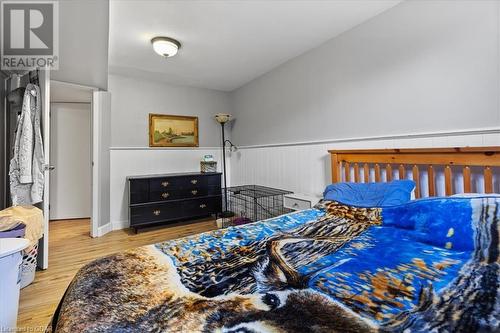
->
[48,147,500,333]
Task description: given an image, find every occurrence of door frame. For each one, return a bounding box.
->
[49,80,100,239]
[40,70,50,269]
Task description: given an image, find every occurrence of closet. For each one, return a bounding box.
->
[1,70,50,269]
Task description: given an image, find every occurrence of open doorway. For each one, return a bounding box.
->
[49,81,95,234]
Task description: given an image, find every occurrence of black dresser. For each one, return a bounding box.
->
[127,172,222,232]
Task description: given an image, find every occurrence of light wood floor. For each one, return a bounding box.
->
[17,218,217,331]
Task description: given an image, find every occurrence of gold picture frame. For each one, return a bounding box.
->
[149,114,199,147]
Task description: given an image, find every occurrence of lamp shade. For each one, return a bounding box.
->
[215,113,232,124]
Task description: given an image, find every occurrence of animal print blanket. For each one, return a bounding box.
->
[48,196,500,333]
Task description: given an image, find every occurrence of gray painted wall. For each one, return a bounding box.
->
[231,0,500,146]
[51,0,109,90]
[109,74,231,147]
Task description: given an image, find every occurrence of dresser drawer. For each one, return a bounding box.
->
[149,177,183,191]
[181,187,208,198]
[149,176,209,191]
[183,196,222,216]
[149,190,182,202]
[180,186,221,199]
[178,176,208,188]
[130,202,184,226]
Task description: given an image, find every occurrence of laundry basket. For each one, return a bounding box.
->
[0,223,38,288]
[20,244,37,288]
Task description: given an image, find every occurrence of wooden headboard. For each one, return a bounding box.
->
[329,147,500,198]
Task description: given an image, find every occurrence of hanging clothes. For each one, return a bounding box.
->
[9,83,45,205]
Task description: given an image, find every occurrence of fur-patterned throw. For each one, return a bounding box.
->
[48,197,500,333]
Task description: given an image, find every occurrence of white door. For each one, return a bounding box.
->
[49,103,91,220]
[91,91,111,237]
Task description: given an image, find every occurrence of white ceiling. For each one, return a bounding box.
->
[109,0,401,92]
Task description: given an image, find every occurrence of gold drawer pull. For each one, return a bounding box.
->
[161,181,169,187]
[191,190,198,195]
[153,210,161,216]
[199,204,206,208]
[161,192,170,199]
[191,179,198,184]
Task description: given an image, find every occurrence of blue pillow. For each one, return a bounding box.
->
[323,180,415,207]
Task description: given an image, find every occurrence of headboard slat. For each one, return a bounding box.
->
[363,164,369,183]
[412,165,420,198]
[386,164,393,181]
[344,162,351,182]
[484,167,493,194]
[329,147,499,197]
[444,166,453,196]
[428,165,436,196]
[398,165,405,180]
[374,164,381,182]
[463,166,471,193]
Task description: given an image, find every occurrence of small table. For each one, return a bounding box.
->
[284,193,321,211]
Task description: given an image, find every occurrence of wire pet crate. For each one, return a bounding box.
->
[225,185,293,224]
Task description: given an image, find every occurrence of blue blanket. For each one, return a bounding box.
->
[323,180,415,207]
[49,196,499,332]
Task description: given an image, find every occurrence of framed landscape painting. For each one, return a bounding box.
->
[149,114,199,147]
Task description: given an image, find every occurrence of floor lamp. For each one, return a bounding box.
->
[215,113,237,218]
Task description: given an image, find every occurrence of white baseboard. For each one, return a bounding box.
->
[95,220,129,237]
[112,220,129,231]
[96,222,112,237]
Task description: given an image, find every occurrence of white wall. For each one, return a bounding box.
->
[232,0,500,146]
[108,74,231,229]
[230,0,500,195]
[109,74,230,147]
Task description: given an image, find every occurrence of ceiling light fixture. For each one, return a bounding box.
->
[151,37,181,58]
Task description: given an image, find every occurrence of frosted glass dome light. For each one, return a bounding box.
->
[151,37,181,58]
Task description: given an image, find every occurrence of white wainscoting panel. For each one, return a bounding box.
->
[109,148,224,230]
[230,131,500,198]
[107,130,498,233]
